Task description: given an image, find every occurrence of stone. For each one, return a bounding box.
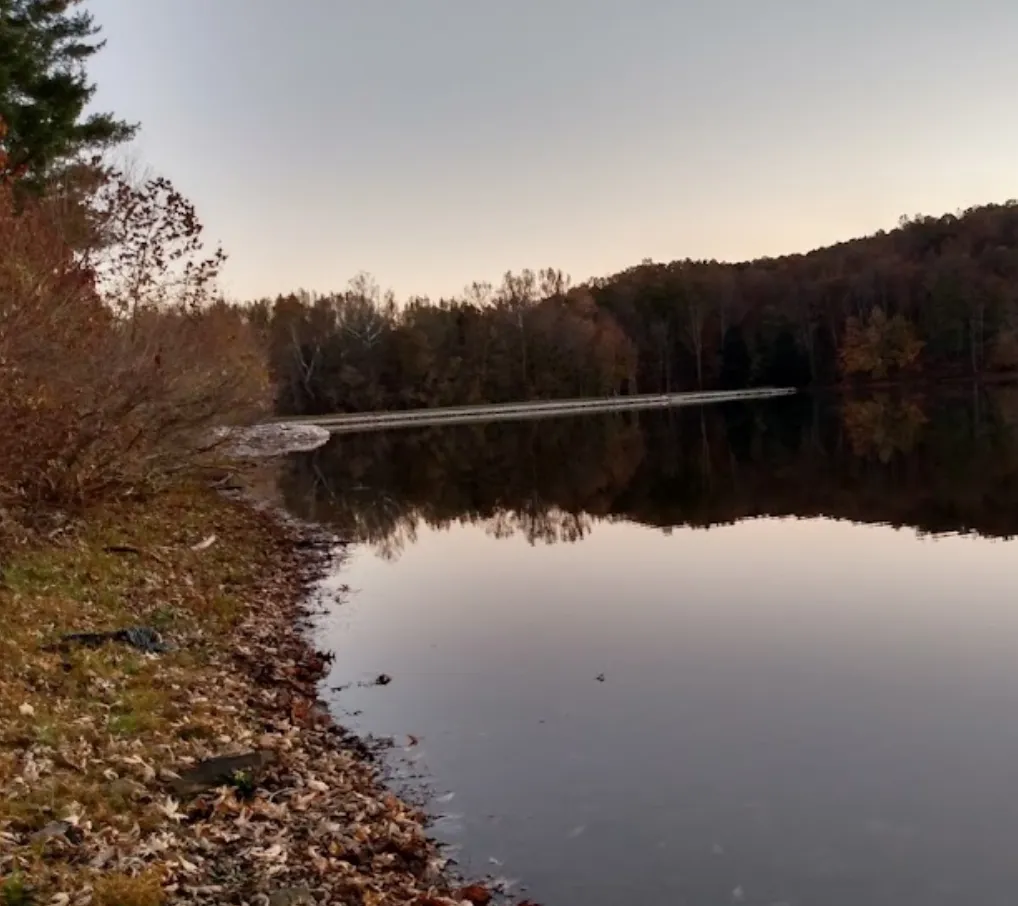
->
[169,750,277,796]
[52,626,173,654]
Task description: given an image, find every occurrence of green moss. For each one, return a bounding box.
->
[1,872,31,906]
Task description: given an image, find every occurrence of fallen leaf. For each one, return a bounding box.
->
[159,797,185,822]
[454,884,492,905]
[191,534,217,551]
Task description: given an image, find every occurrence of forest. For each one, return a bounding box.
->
[252,202,1018,415]
[279,388,1018,554]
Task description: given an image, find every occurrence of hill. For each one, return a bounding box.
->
[252,202,1018,414]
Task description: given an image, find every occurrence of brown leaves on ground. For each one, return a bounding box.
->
[0,486,482,905]
[454,883,494,904]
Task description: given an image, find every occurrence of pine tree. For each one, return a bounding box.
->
[0,0,136,185]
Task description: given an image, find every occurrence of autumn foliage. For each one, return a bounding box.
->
[839,308,924,380]
[257,270,638,416]
[254,202,1018,416]
[0,140,268,515]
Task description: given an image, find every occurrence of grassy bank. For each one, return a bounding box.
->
[0,484,473,906]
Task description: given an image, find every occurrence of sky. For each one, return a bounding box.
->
[86,0,1018,302]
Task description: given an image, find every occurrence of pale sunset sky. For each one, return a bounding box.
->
[87,0,1018,302]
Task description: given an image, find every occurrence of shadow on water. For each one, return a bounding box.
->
[280,386,1018,552]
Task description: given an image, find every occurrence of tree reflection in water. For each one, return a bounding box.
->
[279,387,1018,558]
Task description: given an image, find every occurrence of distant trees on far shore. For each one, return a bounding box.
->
[251,202,1018,415]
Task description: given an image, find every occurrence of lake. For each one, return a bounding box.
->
[281,389,1018,906]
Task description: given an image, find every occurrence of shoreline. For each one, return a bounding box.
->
[0,480,491,906]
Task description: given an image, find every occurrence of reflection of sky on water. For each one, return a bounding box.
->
[316,517,1018,906]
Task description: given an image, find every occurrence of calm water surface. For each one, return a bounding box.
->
[283,391,1018,905]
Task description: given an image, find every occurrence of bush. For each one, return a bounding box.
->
[0,147,268,515]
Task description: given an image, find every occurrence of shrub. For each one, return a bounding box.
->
[0,139,268,516]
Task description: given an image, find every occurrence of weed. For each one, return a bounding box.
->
[148,607,176,630]
[120,655,141,676]
[34,724,58,747]
[229,768,256,799]
[1,872,31,906]
[108,712,140,736]
[92,870,164,906]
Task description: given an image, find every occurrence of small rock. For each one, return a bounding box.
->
[375,673,392,686]
[18,702,35,717]
[169,750,276,796]
[53,626,172,654]
[595,673,605,682]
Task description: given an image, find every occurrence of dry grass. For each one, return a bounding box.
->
[0,485,289,899]
[92,870,166,906]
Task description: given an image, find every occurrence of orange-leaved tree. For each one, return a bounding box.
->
[0,126,268,514]
[839,307,924,380]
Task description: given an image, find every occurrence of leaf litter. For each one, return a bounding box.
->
[0,485,520,905]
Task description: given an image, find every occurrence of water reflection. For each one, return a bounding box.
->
[285,388,1018,906]
[282,388,1018,549]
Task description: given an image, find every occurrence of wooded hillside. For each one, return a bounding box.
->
[251,202,1018,415]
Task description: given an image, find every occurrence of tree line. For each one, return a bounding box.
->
[252,203,1018,416]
